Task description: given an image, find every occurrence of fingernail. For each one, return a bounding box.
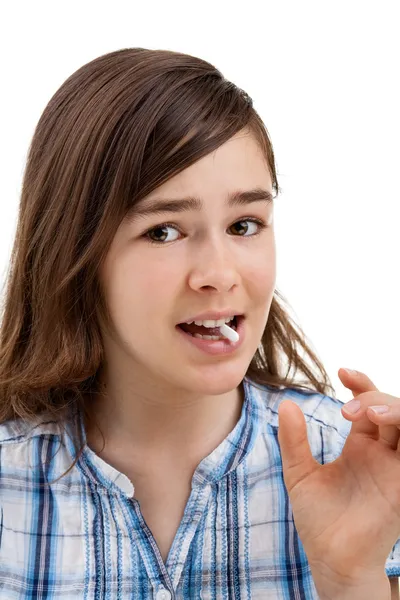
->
[369,405,389,414]
[343,399,361,414]
[344,368,358,375]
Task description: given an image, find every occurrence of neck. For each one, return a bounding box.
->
[84,372,245,472]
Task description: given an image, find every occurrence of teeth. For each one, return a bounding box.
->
[193,334,223,340]
[186,316,235,327]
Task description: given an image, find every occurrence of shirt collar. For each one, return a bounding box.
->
[191,377,265,487]
[70,377,269,497]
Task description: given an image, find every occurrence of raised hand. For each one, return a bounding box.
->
[277,368,400,590]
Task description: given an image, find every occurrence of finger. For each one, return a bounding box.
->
[339,369,400,448]
[342,390,399,443]
[338,368,379,398]
[277,400,319,494]
[366,405,400,450]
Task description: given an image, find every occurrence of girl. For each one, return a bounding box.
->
[0,47,399,599]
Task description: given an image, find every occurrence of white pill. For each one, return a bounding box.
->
[219,323,239,343]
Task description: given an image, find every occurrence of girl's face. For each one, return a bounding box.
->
[98,129,276,396]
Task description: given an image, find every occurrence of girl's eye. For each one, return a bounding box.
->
[144,218,267,245]
[146,224,180,244]
[229,219,261,236]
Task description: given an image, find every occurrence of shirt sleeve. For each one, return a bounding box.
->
[385,541,400,577]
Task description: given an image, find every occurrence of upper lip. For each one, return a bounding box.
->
[179,310,244,324]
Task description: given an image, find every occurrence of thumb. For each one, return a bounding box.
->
[277,400,319,493]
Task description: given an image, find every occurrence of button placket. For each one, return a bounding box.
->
[155,584,172,600]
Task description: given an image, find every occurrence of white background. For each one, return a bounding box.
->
[0,1,399,400]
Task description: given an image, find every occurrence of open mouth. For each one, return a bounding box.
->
[177,315,242,339]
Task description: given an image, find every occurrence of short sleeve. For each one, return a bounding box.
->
[385,541,400,577]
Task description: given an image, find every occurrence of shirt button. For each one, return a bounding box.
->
[155,588,171,600]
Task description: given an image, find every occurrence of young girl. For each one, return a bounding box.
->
[0,48,399,599]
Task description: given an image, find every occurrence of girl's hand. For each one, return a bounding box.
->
[278,368,400,585]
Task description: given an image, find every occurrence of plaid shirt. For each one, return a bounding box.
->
[0,378,399,599]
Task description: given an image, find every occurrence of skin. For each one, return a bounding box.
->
[86,128,276,471]
[84,129,400,594]
[278,368,400,597]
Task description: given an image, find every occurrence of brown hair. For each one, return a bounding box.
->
[0,47,335,466]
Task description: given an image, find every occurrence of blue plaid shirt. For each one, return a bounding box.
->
[0,378,399,599]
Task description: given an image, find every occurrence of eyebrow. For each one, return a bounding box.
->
[125,187,275,222]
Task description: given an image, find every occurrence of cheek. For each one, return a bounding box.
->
[137,256,181,298]
[245,246,276,295]
[108,256,178,319]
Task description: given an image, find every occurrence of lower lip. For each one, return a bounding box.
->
[176,317,245,356]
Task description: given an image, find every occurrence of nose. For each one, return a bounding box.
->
[187,236,241,293]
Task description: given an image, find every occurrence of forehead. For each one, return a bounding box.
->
[146,131,272,200]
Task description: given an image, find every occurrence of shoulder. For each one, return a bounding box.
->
[0,414,63,446]
[0,414,80,490]
[245,379,352,460]
[0,414,65,472]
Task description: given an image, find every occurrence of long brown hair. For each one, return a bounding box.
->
[0,47,335,464]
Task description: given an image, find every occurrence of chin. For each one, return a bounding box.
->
[182,363,249,397]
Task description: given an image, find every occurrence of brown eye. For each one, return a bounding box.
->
[146,224,180,243]
[229,220,262,236]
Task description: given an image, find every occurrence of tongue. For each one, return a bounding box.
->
[179,323,222,336]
